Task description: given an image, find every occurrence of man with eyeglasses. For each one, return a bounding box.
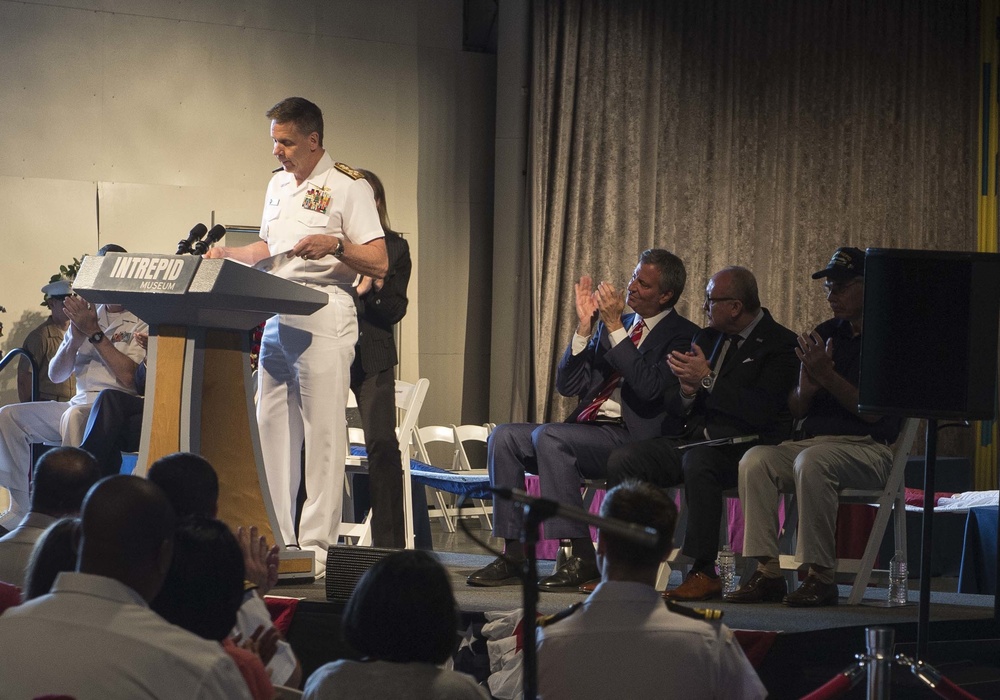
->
[467,249,698,589]
[604,266,798,601]
[727,247,902,607]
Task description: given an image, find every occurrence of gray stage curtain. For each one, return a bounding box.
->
[516,0,978,423]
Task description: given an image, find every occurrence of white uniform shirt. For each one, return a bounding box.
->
[537,580,767,700]
[259,153,384,287]
[0,572,251,700]
[0,511,57,587]
[53,306,147,407]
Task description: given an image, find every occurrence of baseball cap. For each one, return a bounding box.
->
[812,247,865,280]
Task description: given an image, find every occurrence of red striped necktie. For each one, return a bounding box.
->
[576,320,646,423]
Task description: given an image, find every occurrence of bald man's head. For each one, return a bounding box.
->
[78,476,176,601]
[31,447,101,517]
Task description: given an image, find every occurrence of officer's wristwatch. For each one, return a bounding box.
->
[88,330,105,344]
[332,239,345,258]
[700,373,715,391]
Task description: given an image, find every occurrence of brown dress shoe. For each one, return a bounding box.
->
[723,570,787,604]
[662,571,722,602]
[577,578,600,594]
[784,573,839,607]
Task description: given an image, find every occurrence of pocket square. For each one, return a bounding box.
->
[742,357,754,363]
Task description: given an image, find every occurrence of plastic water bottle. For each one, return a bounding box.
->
[888,550,908,605]
[717,545,737,594]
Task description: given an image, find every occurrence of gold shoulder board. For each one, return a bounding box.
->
[335,162,364,180]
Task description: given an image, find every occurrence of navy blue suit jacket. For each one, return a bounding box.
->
[557,309,698,441]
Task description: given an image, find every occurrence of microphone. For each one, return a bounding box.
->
[176,223,208,255]
[491,488,661,548]
[192,225,227,256]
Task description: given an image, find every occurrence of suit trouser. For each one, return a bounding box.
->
[739,435,892,569]
[258,289,356,557]
[80,389,144,478]
[489,422,630,541]
[351,365,405,549]
[0,400,92,525]
[607,438,751,564]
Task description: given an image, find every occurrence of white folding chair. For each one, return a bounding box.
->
[416,425,463,532]
[341,378,430,549]
[451,424,493,528]
[778,417,920,604]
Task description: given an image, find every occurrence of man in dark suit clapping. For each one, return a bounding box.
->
[605,266,799,601]
[468,249,698,589]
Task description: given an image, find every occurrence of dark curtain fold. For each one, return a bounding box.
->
[521,0,978,423]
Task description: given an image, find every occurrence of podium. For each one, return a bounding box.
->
[73,252,328,578]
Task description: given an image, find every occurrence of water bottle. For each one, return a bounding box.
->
[888,550,908,605]
[716,545,737,594]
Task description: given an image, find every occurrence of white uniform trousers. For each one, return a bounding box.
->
[257,288,357,562]
[0,400,92,528]
[739,435,893,570]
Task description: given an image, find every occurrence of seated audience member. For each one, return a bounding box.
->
[17,279,76,403]
[304,549,488,699]
[537,480,766,700]
[729,248,901,608]
[148,451,301,687]
[0,475,250,699]
[468,249,697,589]
[22,516,78,601]
[0,243,147,530]
[0,446,100,587]
[80,354,147,477]
[151,517,274,700]
[605,266,798,601]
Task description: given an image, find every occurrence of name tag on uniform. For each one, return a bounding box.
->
[302,186,331,215]
[267,197,280,207]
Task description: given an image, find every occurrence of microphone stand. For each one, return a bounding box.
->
[492,488,658,700]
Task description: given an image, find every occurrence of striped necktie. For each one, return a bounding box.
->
[576,320,646,423]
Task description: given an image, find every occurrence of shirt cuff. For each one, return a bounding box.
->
[571,333,590,355]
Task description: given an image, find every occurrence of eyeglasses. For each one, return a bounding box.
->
[704,295,738,308]
[822,279,861,296]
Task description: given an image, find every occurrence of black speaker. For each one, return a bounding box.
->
[325,545,397,601]
[859,248,1000,420]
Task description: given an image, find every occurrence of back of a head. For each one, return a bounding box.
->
[78,475,176,580]
[97,243,127,256]
[600,480,677,568]
[30,447,101,517]
[147,452,219,518]
[721,266,761,313]
[23,517,79,601]
[343,550,458,665]
[150,517,245,641]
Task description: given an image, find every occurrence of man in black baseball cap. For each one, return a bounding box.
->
[728,246,901,608]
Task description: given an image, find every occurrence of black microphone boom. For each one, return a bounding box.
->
[176,223,208,255]
[191,225,227,255]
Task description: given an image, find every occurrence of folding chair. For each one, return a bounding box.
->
[341,378,430,549]
[778,417,920,604]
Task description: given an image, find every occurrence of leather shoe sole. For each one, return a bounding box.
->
[538,556,600,590]
[724,570,787,604]
[663,572,722,602]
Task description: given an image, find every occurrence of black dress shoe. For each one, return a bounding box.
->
[784,574,839,607]
[538,556,600,590]
[723,570,787,604]
[467,556,523,587]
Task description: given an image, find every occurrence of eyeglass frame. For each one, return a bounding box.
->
[821,278,862,296]
[704,295,739,308]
